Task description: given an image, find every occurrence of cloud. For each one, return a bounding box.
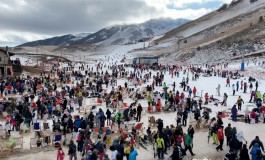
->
[0,0,222,46]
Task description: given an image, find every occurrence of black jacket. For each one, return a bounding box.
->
[239,148,250,160]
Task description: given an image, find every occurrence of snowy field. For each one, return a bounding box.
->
[3,42,265,160]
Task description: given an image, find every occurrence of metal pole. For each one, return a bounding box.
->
[36,47,38,67]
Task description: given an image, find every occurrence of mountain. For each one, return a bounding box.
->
[18,18,189,47]
[135,0,265,64]
[19,33,91,47]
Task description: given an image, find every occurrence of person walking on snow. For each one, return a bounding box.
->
[216,126,224,151]
[249,82,253,93]
[136,103,142,122]
[255,81,259,91]
[216,84,221,96]
[184,133,195,156]
[232,84,235,96]
[249,136,265,152]
[243,82,247,93]
[226,77,230,87]
[225,123,232,146]
[237,96,244,111]
[236,81,239,91]
[193,87,197,97]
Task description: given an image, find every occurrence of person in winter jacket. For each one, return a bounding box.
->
[170,143,183,160]
[68,140,77,160]
[184,133,195,156]
[236,131,247,150]
[231,105,238,122]
[244,107,251,124]
[216,84,221,96]
[156,134,165,159]
[250,143,262,160]
[237,96,244,111]
[222,93,228,106]
[57,147,65,160]
[226,77,230,87]
[236,81,239,91]
[129,146,138,160]
[249,136,265,151]
[225,123,232,146]
[188,88,192,97]
[192,87,197,97]
[110,145,118,160]
[232,84,235,96]
[74,116,82,132]
[216,126,224,151]
[136,103,142,122]
[250,110,256,124]
[239,144,250,160]
[229,136,240,156]
[224,149,237,160]
[249,91,255,102]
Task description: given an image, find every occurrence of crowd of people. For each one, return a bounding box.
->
[0,54,265,160]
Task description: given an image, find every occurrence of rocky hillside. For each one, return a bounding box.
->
[18,18,188,47]
[134,0,265,65]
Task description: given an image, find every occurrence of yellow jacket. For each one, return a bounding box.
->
[156,137,165,149]
[124,146,131,154]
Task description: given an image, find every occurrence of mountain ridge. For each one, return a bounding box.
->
[18,18,189,47]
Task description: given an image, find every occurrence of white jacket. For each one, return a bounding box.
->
[236,131,246,143]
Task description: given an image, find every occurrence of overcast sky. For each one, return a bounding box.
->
[0,0,232,46]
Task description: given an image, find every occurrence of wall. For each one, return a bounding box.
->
[0,51,9,65]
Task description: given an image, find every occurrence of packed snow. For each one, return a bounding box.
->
[2,41,265,160]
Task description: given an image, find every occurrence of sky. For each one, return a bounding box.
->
[0,0,233,47]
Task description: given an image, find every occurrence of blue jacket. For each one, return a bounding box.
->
[250,146,262,160]
[74,118,82,129]
[129,150,138,160]
[231,106,237,115]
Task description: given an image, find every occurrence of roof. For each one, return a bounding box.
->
[134,56,159,59]
[0,48,15,56]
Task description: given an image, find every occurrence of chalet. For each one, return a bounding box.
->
[0,47,13,77]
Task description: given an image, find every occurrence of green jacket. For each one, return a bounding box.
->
[256,91,262,99]
[115,113,123,122]
[185,134,192,146]
[156,137,165,149]
[147,95,152,102]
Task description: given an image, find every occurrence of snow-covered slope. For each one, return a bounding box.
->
[137,0,265,64]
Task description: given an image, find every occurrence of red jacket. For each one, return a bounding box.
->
[57,150,65,160]
[217,128,224,140]
[205,93,209,100]
[193,87,197,94]
[180,93,185,99]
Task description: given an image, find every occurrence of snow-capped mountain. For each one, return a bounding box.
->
[18,18,189,47]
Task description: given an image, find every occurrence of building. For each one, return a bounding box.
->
[133,56,159,65]
[0,47,13,77]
